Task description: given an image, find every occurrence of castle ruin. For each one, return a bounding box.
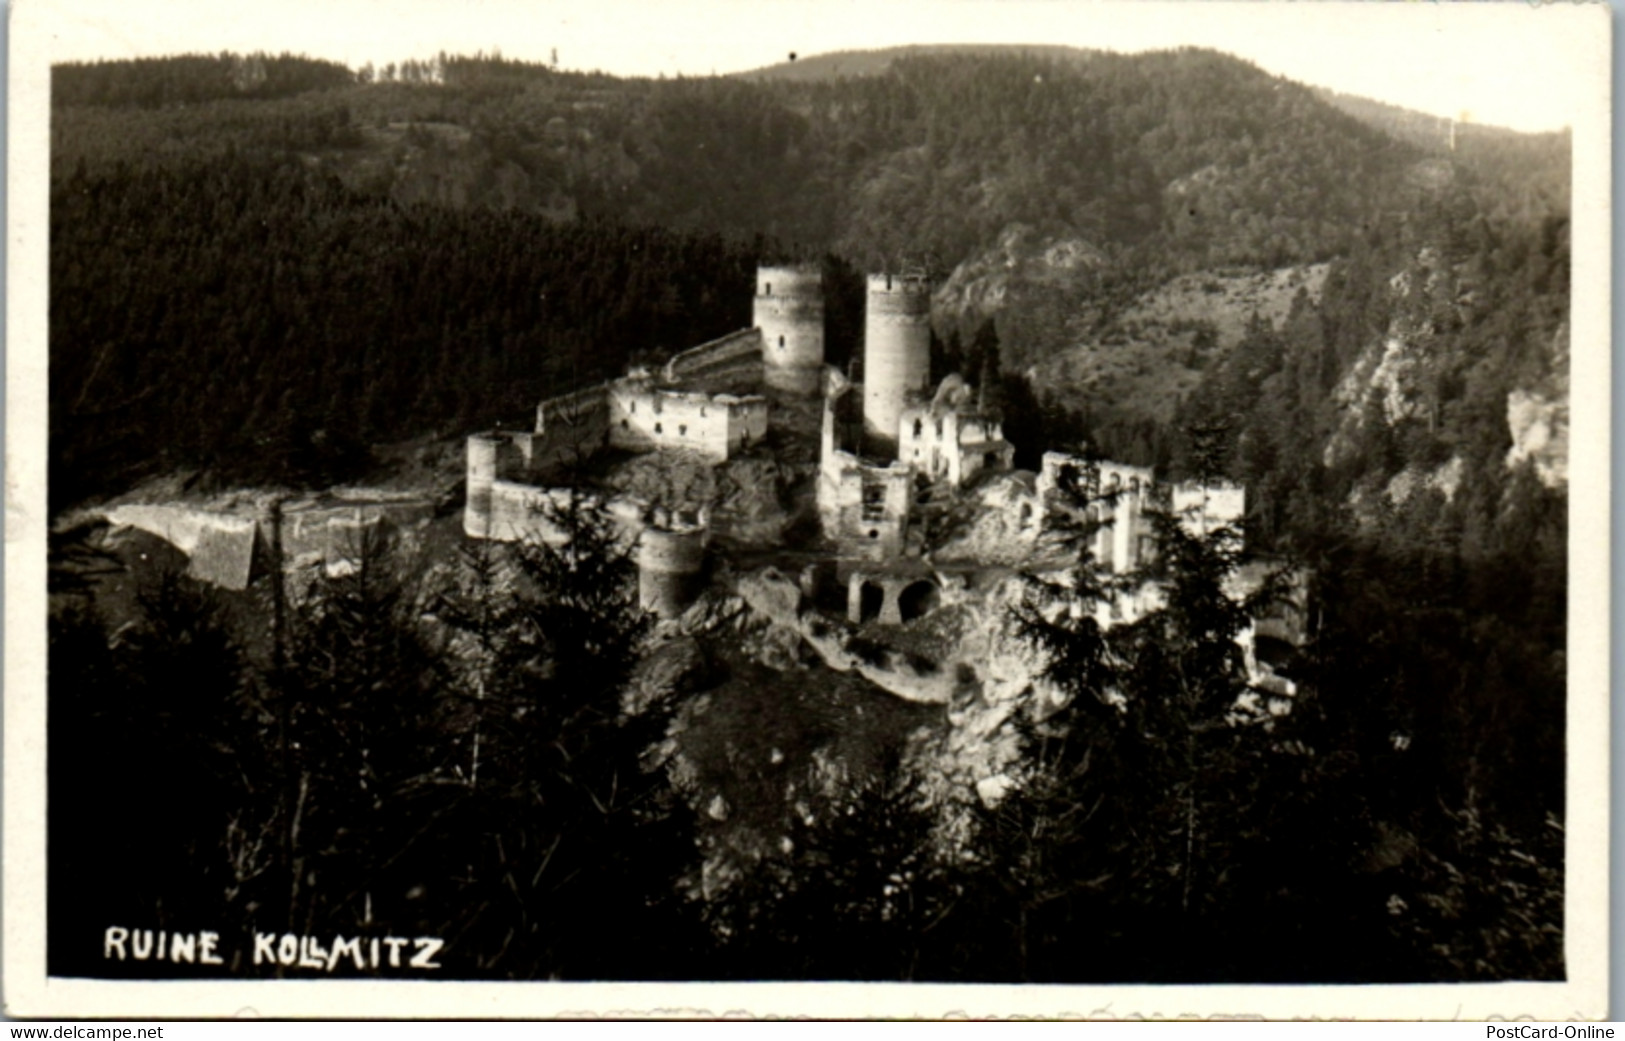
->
[458,263,1298,698]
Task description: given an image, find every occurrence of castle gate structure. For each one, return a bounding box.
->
[754,264,825,396]
[862,273,932,456]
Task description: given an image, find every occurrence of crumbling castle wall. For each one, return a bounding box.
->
[607,380,767,462]
[663,328,764,384]
[899,396,1014,489]
[530,383,612,473]
[817,377,911,558]
[1037,453,1155,574]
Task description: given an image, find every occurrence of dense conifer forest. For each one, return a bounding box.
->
[48,48,1570,984]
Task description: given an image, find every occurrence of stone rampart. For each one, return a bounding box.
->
[663,328,764,383]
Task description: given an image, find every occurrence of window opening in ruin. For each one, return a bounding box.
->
[655,423,663,434]
[861,483,887,522]
[1019,503,1034,529]
[700,407,707,417]
[779,335,786,348]
[765,282,772,295]
[859,581,884,622]
[985,451,999,469]
[913,418,923,439]
[886,275,893,290]
[936,418,944,438]
[898,581,939,622]
[622,420,630,430]
[679,424,687,436]
[630,401,636,414]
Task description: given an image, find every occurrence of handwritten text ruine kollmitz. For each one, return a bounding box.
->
[102,927,444,972]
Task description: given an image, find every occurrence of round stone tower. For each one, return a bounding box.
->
[754,264,825,396]
[637,511,707,619]
[464,433,505,538]
[862,272,931,457]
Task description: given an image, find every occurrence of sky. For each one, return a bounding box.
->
[25,0,1612,133]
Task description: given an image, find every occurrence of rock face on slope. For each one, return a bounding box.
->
[1324,248,1570,504]
[1505,323,1570,489]
[934,223,1107,330]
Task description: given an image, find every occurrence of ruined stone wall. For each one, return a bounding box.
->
[1097,463,1154,574]
[663,328,764,384]
[900,404,1013,488]
[862,273,931,456]
[481,480,578,544]
[527,383,611,475]
[608,382,765,461]
[754,265,825,395]
[1037,453,1155,574]
[1172,482,1246,539]
[817,450,912,560]
[726,396,770,449]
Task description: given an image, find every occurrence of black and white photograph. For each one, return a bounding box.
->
[5,0,1611,1020]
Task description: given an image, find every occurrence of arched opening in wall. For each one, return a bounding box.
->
[859,581,885,623]
[898,581,939,622]
[913,418,923,439]
[622,419,630,430]
[1019,502,1034,530]
[679,424,688,436]
[984,451,999,469]
[655,423,663,434]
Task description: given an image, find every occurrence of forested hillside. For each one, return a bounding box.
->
[52,47,1566,507]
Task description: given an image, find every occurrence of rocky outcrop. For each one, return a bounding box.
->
[934,223,1106,329]
[1505,325,1569,489]
[1505,388,1568,488]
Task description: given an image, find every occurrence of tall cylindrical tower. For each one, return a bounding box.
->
[464,434,504,538]
[637,524,707,619]
[754,265,825,396]
[863,273,931,456]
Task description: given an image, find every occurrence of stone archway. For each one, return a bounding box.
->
[897,580,940,622]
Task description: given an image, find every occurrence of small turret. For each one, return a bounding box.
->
[637,509,708,618]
